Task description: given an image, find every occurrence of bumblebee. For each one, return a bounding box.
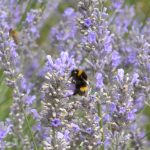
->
[9,28,19,44]
[70,69,88,95]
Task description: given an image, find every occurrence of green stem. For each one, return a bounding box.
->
[22,106,38,150]
[98,0,103,11]
[79,142,84,150]
[17,0,37,31]
[140,8,150,31]
[97,102,104,150]
[52,128,56,149]
[17,0,23,4]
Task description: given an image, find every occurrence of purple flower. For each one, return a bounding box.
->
[84,18,92,27]
[129,123,137,131]
[88,31,96,43]
[103,114,111,123]
[119,107,126,114]
[135,96,144,110]
[86,127,93,134]
[56,30,64,41]
[117,68,124,82]
[104,138,111,149]
[127,111,135,121]
[110,103,117,112]
[63,8,74,16]
[95,73,104,89]
[20,78,28,91]
[131,73,139,85]
[46,52,75,75]
[97,140,101,146]
[0,11,7,19]
[94,116,100,123]
[0,122,10,140]
[104,35,112,52]
[111,0,123,9]
[26,12,35,23]
[0,129,8,140]
[32,123,42,132]
[138,131,146,139]
[25,95,36,105]
[57,132,64,139]
[111,51,121,67]
[125,52,137,66]
[64,130,70,142]
[9,41,18,58]
[71,123,80,133]
[46,55,54,69]
[51,118,61,127]
[30,26,40,38]
[30,109,40,119]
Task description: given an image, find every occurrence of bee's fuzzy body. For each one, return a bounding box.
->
[70,69,88,95]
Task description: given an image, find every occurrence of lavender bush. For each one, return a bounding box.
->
[0,0,150,149]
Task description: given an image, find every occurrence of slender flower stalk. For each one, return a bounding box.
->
[97,102,104,150]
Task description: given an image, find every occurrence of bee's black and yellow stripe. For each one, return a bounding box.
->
[70,69,88,95]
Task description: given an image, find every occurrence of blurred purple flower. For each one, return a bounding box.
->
[56,30,64,41]
[109,102,117,113]
[51,118,61,127]
[104,138,111,149]
[94,116,100,123]
[57,132,64,139]
[95,73,104,89]
[71,123,80,133]
[84,18,92,27]
[119,107,126,114]
[86,127,93,134]
[104,35,112,52]
[32,123,42,132]
[24,95,36,105]
[88,31,96,43]
[20,78,28,91]
[135,96,144,110]
[131,73,139,85]
[117,68,124,82]
[9,41,18,58]
[125,52,137,66]
[103,114,111,123]
[127,110,135,121]
[63,8,74,16]
[111,0,123,9]
[30,109,40,119]
[111,51,121,67]
[0,123,10,141]
[129,123,138,131]
[26,11,35,23]
[0,129,8,140]
[64,130,70,142]
[0,11,7,19]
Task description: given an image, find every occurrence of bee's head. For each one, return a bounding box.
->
[70,69,79,77]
